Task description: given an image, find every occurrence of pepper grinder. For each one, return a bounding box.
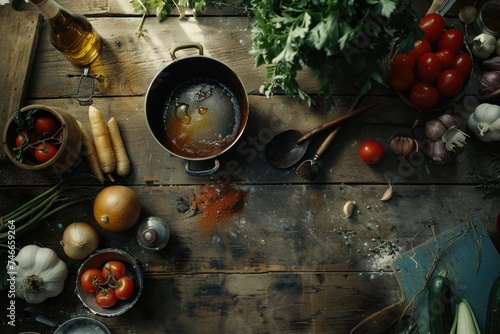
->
[136,217,170,251]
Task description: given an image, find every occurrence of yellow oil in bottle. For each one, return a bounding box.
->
[50,17,102,66]
[30,0,102,66]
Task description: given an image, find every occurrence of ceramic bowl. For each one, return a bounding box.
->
[75,248,144,317]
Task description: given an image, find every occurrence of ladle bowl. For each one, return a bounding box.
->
[265,102,380,169]
[265,129,309,169]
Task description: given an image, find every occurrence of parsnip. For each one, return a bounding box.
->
[106,117,131,177]
[88,106,116,176]
[77,120,105,183]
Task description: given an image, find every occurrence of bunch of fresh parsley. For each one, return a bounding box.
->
[249,0,424,109]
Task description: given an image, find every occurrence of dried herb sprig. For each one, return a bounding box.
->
[478,153,500,196]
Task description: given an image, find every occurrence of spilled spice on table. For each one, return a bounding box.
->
[190,184,248,232]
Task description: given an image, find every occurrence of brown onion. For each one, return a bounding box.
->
[60,222,99,260]
[93,185,141,232]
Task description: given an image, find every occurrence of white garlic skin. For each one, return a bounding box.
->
[467,103,500,142]
[472,33,496,59]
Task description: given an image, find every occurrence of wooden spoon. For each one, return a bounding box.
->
[265,102,379,169]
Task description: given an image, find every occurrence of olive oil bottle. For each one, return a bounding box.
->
[29,0,102,66]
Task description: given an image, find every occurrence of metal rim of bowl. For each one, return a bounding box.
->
[75,248,144,317]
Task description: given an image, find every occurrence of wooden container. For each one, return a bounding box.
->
[2,104,82,174]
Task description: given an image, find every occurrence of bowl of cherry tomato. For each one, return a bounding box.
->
[2,104,83,174]
[76,248,144,317]
[389,13,473,112]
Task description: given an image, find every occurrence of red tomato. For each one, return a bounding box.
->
[15,131,36,155]
[409,83,440,110]
[437,29,464,54]
[359,140,385,165]
[392,54,416,70]
[33,116,58,135]
[452,53,473,79]
[437,69,464,98]
[34,142,58,163]
[410,39,432,62]
[115,276,135,301]
[419,13,445,42]
[80,268,106,294]
[390,66,415,92]
[435,49,455,69]
[418,53,442,83]
[102,261,127,283]
[95,289,118,308]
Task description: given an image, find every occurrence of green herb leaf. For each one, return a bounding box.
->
[250,0,422,109]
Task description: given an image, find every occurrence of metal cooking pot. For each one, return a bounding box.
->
[145,42,249,176]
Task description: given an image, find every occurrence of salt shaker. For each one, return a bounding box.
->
[136,217,170,251]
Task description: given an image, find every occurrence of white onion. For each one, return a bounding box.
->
[60,222,99,260]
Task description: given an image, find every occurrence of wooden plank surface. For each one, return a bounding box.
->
[3,95,497,187]
[1,182,498,333]
[0,4,41,160]
[1,1,499,333]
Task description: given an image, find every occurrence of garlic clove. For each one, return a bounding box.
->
[342,201,356,219]
[426,141,454,164]
[425,119,447,141]
[389,134,416,158]
[380,185,394,201]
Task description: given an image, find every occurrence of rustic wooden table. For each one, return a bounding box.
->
[1,0,499,333]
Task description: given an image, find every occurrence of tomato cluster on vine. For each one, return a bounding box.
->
[80,260,135,308]
[389,13,473,110]
[13,110,63,163]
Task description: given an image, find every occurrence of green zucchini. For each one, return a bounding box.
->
[428,268,453,334]
[486,276,500,334]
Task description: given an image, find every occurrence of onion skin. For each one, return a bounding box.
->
[61,222,99,260]
[93,185,141,232]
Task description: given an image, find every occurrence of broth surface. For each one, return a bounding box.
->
[162,78,241,157]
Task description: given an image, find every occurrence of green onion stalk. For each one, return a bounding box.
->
[0,181,87,243]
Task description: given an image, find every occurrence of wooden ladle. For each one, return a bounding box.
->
[295,97,368,181]
[265,102,380,169]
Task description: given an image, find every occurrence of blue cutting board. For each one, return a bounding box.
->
[393,219,500,333]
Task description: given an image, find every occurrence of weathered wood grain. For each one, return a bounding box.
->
[5,94,496,187]
[0,6,41,160]
[1,1,498,334]
[4,270,400,334]
[1,182,497,333]
[26,13,477,101]
[2,184,497,274]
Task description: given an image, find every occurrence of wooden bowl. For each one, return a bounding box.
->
[2,104,82,174]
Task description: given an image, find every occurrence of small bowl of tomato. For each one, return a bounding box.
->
[2,104,82,174]
[76,248,144,317]
[388,14,473,112]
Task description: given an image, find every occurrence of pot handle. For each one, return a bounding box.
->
[170,42,204,60]
[185,159,220,177]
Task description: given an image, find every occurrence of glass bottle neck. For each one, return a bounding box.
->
[30,0,61,20]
